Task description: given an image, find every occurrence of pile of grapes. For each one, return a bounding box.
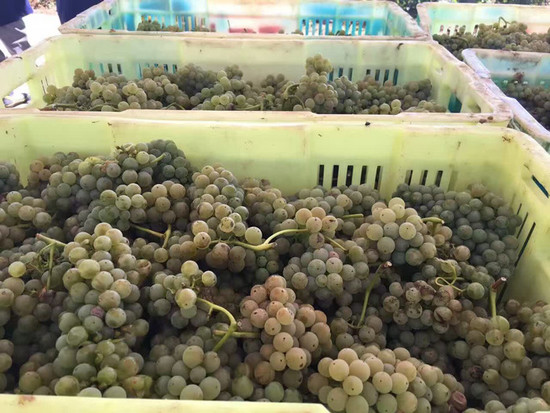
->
[42,55,445,115]
[501,75,550,132]
[433,20,550,60]
[0,138,549,413]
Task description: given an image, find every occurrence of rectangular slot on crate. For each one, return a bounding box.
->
[317,164,324,186]
[383,69,390,83]
[448,93,463,113]
[393,69,399,85]
[346,165,353,186]
[420,170,428,185]
[405,169,413,185]
[517,212,529,238]
[374,166,383,190]
[434,170,443,187]
[360,166,367,184]
[331,165,339,187]
[531,175,549,198]
[516,222,536,265]
[375,69,381,81]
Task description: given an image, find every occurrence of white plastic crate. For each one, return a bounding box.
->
[0,35,511,126]
[59,0,426,39]
[0,113,548,303]
[417,2,550,37]
[462,48,550,152]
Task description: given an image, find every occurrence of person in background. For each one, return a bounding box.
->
[56,0,101,24]
[0,0,33,62]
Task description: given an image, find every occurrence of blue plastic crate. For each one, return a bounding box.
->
[60,0,427,38]
[463,48,550,152]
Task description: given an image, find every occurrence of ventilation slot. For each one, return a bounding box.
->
[448,93,463,113]
[405,170,413,185]
[383,69,390,83]
[434,170,443,187]
[374,166,383,190]
[515,222,536,266]
[532,175,549,198]
[393,69,399,85]
[360,166,367,184]
[331,165,339,188]
[420,170,428,185]
[345,166,353,186]
[516,212,528,238]
[317,165,324,186]
[374,69,380,81]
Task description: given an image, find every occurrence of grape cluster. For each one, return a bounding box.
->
[313,346,463,413]
[42,55,444,115]
[434,22,550,60]
[237,275,332,385]
[395,183,521,279]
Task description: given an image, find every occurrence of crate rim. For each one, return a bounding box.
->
[59,0,428,40]
[462,48,550,146]
[0,34,513,125]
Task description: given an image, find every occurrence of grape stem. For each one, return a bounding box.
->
[434,260,465,292]
[341,214,364,220]
[490,277,506,321]
[197,297,248,352]
[349,261,392,329]
[325,236,347,251]
[210,228,309,252]
[161,102,186,110]
[212,329,259,339]
[36,234,67,248]
[131,224,171,248]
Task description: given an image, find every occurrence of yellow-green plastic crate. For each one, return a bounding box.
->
[462,48,550,153]
[59,0,427,39]
[0,35,511,126]
[0,113,548,305]
[417,2,550,38]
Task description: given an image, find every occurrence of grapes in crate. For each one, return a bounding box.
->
[433,20,550,60]
[0,138,549,413]
[42,55,445,115]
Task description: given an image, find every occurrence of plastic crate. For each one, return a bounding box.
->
[59,0,426,39]
[0,113,548,303]
[0,35,511,126]
[417,2,550,37]
[0,395,329,413]
[462,48,550,152]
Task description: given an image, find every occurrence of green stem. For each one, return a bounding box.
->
[350,261,391,329]
[341,214,364,220]
[422,217,445,225]
[264,228,309,244]
[325,236,347,251]
[211,228,309,252]
[196,298,238,352]
[162,225,172,249]
[131,224,165,239]
[36,234,67,248]
[161,102,186,110]
[212,329,259,339]
[46,245,54,291]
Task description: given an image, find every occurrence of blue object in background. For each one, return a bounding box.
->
[0,0,33,26]
[56,0,102,24]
